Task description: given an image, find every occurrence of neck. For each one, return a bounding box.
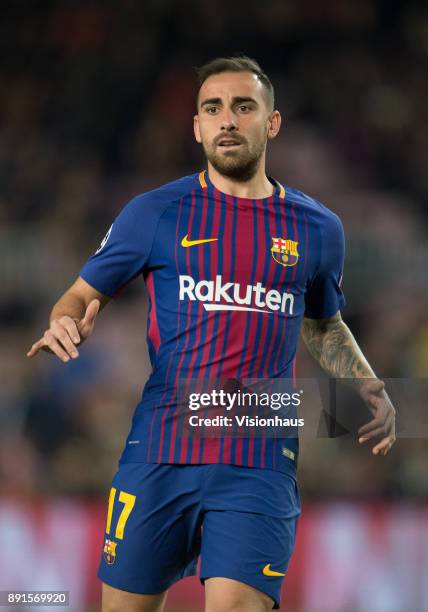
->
[207,159,274,199]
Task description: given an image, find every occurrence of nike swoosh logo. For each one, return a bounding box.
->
[262,564,286,577]
[181,234,218,247]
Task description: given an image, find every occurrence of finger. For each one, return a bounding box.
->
[43,331,72,363]
[358,413,394,442]
[82,299,100,326]
[78,299,100,336]
[60,317,81,345]
[359,426,387,443]
[51,321,79,358]
[373,435,395,456]
[358,408,392,436]
[27,338,46,357]
[358,417,384,437]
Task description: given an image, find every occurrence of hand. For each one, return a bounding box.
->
[26,299,100,363]
[357,378,396,456]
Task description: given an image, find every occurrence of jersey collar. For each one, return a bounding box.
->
[198,170,285,201]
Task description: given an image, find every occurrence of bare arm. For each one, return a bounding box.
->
[301,311,375,378]
[301,311,396,455]
[27,276,111,362]
[49,276,110,321]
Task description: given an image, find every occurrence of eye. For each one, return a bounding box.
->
[238,105,251,112]
[206,106,219,114]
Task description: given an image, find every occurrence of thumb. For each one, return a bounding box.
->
[80,299,100,330]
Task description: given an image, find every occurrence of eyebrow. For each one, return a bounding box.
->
[200,96,259,108]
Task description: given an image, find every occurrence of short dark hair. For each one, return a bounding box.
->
[195,55,274,110]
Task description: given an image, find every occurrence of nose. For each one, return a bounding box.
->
[220,108,238,131]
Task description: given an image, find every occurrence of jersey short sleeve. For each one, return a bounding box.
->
[79,194,160,297]
[304,212,346,319]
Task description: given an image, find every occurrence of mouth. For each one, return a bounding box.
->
[217,140,243,149]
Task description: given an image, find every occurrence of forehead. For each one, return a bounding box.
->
[198,71,267,107]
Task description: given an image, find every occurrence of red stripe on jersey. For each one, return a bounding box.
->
[213,194,242,378]
[246,194,279,466]
[230,199,251,466]
[244,195,273,467]
[200,188,223,463]
[260,434,266,469]
[233,196,271,466]
[247,198,271,467]
[236,194,267,468]
[145,271,161,352]
[239,199,267,379]
[216,193,236,465]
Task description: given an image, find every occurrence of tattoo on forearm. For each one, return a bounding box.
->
[301,317,375,379]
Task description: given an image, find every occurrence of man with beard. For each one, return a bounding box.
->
[28,57,396,612]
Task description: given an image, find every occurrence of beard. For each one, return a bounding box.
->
[202,137,266,182]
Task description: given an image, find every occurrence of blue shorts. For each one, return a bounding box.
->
[98,462,300,609]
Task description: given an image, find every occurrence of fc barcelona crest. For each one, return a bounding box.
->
[271,237,299,267]
[103,538,117,565]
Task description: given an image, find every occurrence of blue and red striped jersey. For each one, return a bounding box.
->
[80,170,345,475]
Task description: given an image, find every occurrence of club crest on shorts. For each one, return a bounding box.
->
[103,538,117,565]
[271,237,299,267]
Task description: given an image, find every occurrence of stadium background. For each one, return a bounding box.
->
[1,0,427,610]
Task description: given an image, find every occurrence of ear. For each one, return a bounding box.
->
[267,110,282,140]
[194,114,202,143]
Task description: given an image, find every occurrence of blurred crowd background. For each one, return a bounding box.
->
[0,1,427,608]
